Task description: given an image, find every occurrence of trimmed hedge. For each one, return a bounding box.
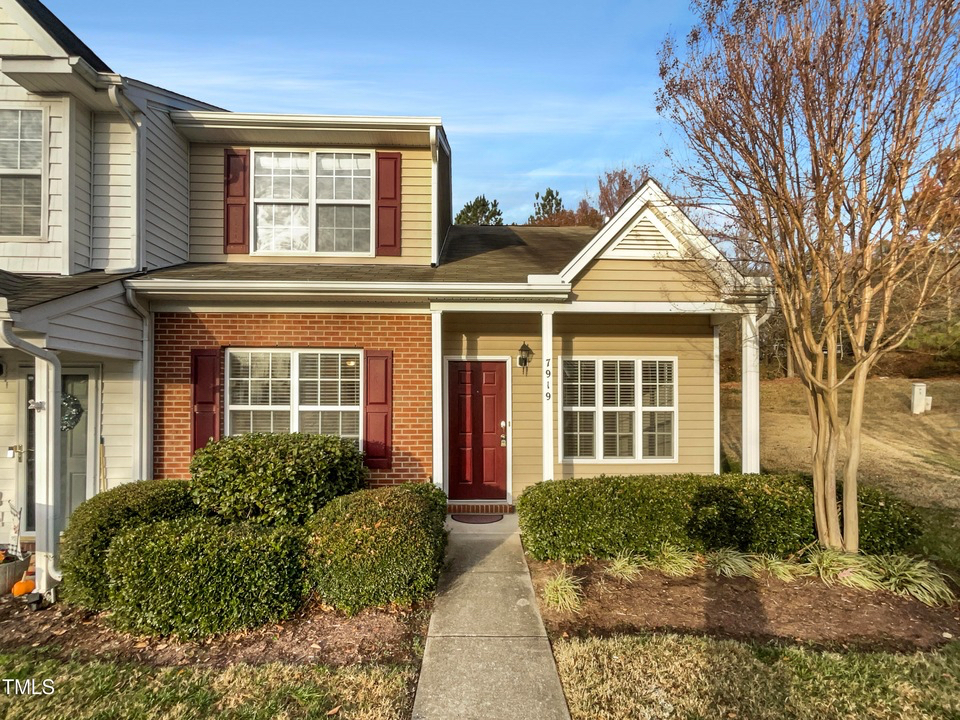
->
[60,479,200,609]
[517,474,922,561]
[189,433,366,526]
[106,517,307,638]
[306,483,447,614]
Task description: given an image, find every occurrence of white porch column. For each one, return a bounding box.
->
[33,355,61,593]
[431,309,444,491]
[741,312,761,473]
[541,311,554,481]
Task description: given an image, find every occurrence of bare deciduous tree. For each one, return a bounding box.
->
[658,0,960,551]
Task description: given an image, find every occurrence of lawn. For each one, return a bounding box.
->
[554,633,960,720]
[0,647,413,720]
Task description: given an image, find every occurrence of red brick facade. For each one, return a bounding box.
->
[153,312,433,485]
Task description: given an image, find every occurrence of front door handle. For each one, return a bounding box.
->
[500,434,507,447]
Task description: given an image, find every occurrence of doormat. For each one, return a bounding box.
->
[450,514,504,524]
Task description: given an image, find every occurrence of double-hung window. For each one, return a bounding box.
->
[561,357,677,461]
[0,109,42,237]
[251,150,373,255]
[226,349,362,445]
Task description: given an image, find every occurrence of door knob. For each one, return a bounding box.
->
[500,434,507,447]
[500,420,506,429]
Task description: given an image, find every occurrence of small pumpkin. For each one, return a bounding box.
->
[12,572,34,597]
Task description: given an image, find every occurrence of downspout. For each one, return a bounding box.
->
[124,287,153,482]
[0,320,62,591]
[105,83,142,274]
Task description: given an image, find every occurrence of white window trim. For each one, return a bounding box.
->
[248,147,376,258]
[224,348,364,444]
[559,355,679,464]
[0,106,46,243]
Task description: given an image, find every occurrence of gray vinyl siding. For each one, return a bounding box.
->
[72,102,93,271]
[45,295,143,360]
[143,102,190,268]
[91,112,134,269]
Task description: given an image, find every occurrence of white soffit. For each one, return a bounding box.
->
[599,206,683,260]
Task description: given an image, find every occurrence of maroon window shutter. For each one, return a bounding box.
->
[375,152,402,256]
[363,350,393,469]
[191,348,221,453]
[224,149,250,254]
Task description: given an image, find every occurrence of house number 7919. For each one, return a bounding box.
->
[544,358,552,401]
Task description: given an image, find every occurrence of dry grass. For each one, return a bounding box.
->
[554,633,960,720]
[0,649,414,720]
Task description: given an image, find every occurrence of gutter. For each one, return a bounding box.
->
[124,279,573,299]
[105,82,143,274]
[0,320,62,592]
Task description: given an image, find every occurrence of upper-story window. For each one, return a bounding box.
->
[0,110,42,237]
[251,150,373,255]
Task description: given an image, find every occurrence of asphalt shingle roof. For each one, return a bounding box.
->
[0,269,135,312]
[136,225,597,284]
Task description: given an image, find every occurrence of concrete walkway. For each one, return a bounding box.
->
[412,514,571,720]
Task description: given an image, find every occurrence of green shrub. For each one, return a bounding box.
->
[516,474,816,562]
[855,485,923,554]
[189,433,366,526]
[517,474,923,562]
[306,483,447,614]
[106,517,307,638]
[60,479,200,609]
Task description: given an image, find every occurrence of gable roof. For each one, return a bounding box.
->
[12,0,112,72]
[559,178,746,291]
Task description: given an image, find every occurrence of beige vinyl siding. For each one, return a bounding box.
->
[143,103,190,268]
[189,145,433,264]
[442,312,716,500]
[0,7,47,56]
[46,296,143,360]
[552,314,715,480]
[572,259,723,303]
[101,359,136,488]
[91,112,133,269]
[71,101,93,271]
[0,74,65,273]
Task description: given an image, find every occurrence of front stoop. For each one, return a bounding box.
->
[412,515,570,720]
[446,503,515,515]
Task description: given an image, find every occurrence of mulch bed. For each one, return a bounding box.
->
[528,559,960,652]
[0,594,428,668]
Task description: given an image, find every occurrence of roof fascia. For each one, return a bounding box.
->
[170,111,443,132]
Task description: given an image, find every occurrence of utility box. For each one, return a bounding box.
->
[911,383,927,414]
[925,396,933,412]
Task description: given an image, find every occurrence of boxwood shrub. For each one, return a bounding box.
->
[306,483,447,614]
[60,478,200,609]
[517,473,921,561]
[106,517,307,638]
[190,433,366,526]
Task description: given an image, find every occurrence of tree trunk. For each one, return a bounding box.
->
[809,388,844,548]
[786,345,795,378]
[841,364,871,553]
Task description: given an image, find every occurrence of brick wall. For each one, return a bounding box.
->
[153,312,433,484]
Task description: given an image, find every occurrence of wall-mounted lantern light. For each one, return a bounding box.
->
[517,342,533,372]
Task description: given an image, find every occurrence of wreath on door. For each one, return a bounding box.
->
[60,393,85,432]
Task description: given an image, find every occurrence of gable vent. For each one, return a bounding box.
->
[602,215,682,259]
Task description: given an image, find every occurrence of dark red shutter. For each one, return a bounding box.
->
[191,348,220,453]
[375,152,402,256]
[224,149,249,254]
[363,350,393,469]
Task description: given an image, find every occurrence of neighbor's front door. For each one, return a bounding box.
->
[447,361,508,500]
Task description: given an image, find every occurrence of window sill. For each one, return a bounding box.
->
[558,457,680,464]
[0,235,46,244]
[249,251,376,258]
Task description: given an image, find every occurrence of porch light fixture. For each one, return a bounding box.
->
[517,342,533,372]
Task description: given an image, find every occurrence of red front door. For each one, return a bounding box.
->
[448,361,508,500]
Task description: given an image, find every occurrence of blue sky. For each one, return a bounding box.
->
[50,1,694,223]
